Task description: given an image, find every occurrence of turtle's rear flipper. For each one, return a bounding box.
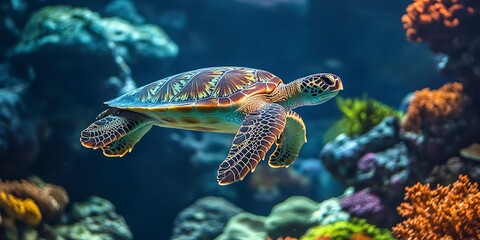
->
[217,103,286,185]
[101,123,153,157]
[269,111,307,167]
[80,110,154,157]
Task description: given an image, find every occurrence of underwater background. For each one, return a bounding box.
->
[1,0,479,239]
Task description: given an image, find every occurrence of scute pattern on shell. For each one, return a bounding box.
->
[116,67,280,107]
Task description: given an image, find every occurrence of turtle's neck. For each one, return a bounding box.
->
[268,79,303,111]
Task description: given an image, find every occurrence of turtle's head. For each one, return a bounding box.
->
[296,73,343,106]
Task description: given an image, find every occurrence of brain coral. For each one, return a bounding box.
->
[0,179,69,221]
[392,175,480,239]
[401,82,468,133]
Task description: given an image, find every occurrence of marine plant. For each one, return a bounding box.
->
[0,192,42,226]
[392,174,480,239]
[401,82,467,133]
[325,96,402,141]
[300,218,394,240]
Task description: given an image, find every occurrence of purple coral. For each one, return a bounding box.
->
[357,152,376,171]
[340,188,384,217]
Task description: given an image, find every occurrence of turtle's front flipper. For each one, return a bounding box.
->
[268,111,307,168]
[80,110,154,157]
[217,103,286,185]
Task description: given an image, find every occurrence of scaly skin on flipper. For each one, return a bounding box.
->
[269,111,307,168]
[217,103,286,185]
[101,123,153,157]
[80,110,154,154]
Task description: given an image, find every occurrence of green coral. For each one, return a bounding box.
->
[300,218,393,240]
[327,96,402,140]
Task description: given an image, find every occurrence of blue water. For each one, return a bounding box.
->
[0,0,454,239]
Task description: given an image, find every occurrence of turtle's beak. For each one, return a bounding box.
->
[327,74,343,91]
[336,79,344,91]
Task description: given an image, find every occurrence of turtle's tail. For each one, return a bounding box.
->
[80,109,154,157]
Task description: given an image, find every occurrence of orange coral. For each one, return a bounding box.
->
[402,0,480,52]
[0,192,42,226]
[401,82,468,133]
[350,233,373,240]
[392,175,480,239]
[0,180,68,221]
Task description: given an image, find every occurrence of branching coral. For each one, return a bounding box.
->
[402,0,480,52]
[401,82,468,133]
[332,96,402,137]
[0,180,68,221]
[300,218,393,240]
[402,0,480,104]
[0,192,42,226]
[392,175,480,239]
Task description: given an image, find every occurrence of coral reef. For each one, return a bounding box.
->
[425,156,467,185]
[310,196,351,226]
[340,188,384,219]
[56,196,133,240]
[270,237,298,240]
[401,82,468,133]
[265,196,317,239]
[12,5,178,80]
[0,179,68,221]
[0,87,39,178]
[401,82,479,168]
[249,165,310,202]
[334,96,402,137]
[171,197,243,240]
[7,4,179,116]
[402,0,480,104]
[0,63,39,178]
[392,175,480,239]
[321,82,480,217]
[104,0,145,24]
[402,0,479,52]
[320,117,408,196]
[0,192,42,226]
[215,212,267,240]
[301,218,393,240]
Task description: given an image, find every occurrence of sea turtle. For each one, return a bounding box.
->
[80,67,343,185]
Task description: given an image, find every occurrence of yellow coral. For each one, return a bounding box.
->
[0,179,69,221]
[0,192,42,226]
